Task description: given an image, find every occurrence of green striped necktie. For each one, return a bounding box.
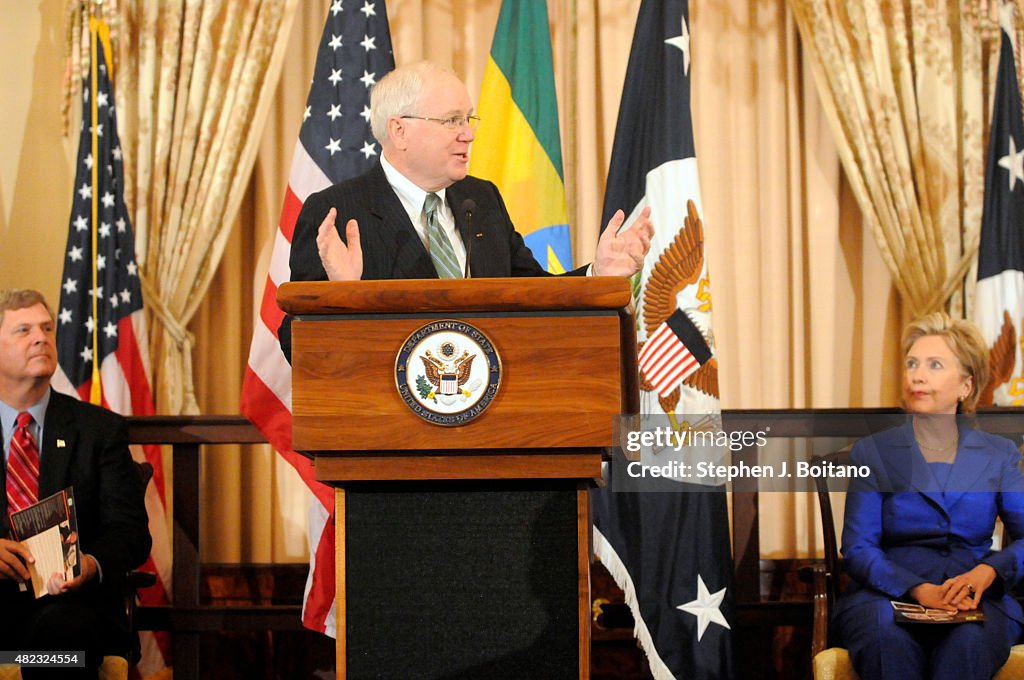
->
[424,192,462,278]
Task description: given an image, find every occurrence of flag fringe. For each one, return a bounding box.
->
[593,527,677,680]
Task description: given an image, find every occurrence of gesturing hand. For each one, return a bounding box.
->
[593,206,654,277]
[316,208,363,281]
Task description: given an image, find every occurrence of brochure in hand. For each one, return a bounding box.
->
[8,487,81,598]
[891,600,985,624]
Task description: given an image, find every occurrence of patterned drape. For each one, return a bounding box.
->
[66,0,300,414]
[789,0,998,318]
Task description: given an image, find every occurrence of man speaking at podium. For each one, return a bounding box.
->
[280,61,652,357]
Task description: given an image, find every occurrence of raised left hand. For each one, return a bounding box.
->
[593,206,653,277]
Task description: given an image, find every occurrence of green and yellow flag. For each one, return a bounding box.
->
[469,0,572,273]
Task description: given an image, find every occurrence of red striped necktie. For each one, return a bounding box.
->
[6,412,40,515]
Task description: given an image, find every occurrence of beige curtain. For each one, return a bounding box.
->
[187,0,899,563]
[67,0,301,415]
[789,0,997,320]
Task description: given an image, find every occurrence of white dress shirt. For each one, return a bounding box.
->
[379,153,469,275]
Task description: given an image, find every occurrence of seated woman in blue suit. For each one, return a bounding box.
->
[835,313,1024,680]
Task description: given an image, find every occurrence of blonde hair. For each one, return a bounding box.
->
[901,312,989,413]
[0,289,53,328]
[369,61,457,144]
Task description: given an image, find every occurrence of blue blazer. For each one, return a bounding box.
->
[836,422,1024,625]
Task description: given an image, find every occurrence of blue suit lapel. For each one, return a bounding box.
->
[885,424,948,513]
[943,427,993,509]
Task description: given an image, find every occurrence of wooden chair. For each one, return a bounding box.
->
[0,462,157,680]
[810,449,1024,679]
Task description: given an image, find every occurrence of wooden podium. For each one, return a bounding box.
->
[279,277,638,680]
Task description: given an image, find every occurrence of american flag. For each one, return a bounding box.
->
[52,18,172,677]
[240,0,395,636]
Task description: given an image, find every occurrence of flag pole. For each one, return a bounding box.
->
[88,13,103,405]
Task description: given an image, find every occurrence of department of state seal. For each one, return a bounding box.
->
[395,320,501,426]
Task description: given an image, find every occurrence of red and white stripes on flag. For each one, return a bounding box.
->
[53,17,171,677]
[638,309,712,398]
[240,1,395,637]
[240,143,338,634]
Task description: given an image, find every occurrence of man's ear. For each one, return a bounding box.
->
[388,117,408,151]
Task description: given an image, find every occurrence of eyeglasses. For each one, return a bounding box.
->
[400,114,481,131]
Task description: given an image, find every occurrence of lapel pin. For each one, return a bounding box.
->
[57,439,66,448]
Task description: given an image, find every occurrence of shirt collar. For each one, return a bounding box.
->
[0,389,50,430]
[380,153,448,214]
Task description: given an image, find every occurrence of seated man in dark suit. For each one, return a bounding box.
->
[280,61,653,356]
[0,289,151,679]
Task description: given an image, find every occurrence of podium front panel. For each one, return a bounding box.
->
[291,312,622,452]
[343,480,580,679]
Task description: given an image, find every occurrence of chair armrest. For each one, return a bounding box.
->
[127,571,157,590]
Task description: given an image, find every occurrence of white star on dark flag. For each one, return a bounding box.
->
[998,136,1024,191]
[664,14,691,76]
[676,575,731,641]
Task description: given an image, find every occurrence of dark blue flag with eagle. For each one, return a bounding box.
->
[591,0,735,677]
[974,3,1024,407]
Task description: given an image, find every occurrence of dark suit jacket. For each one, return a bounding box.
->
[280,162,587,358]
[0,390,152,650]
[836,422,1024,625]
